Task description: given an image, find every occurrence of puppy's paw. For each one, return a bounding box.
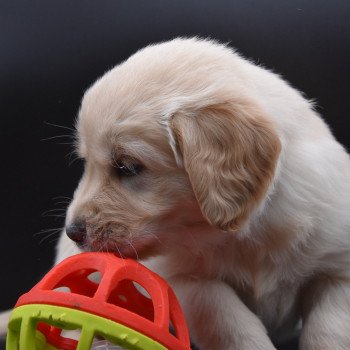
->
[0,309,11,338]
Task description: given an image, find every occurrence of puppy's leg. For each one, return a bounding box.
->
[170,277,276,350]
[300,276,350,350]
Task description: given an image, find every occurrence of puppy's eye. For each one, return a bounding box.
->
[114,158,144,177]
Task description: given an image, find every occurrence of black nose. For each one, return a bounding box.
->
[66,220,86,244]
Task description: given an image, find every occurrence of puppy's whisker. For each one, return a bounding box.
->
[65,149,76,160]
[43,214,66,220]
[41,135,75,142]
[67,154,81,167]
[111,241,127,270]
[55,142,76,146]
[53,201,70,206]
[42,208,66,216]
[48,237,60,245]
[37,229,62,244]
[34,227,63,237]
[148,232,167,248]
[43,213,66,217]
[53,196,72,201]
[44,121,76,133]
[111,240,126,261]
[43,208,66,212]
[128,241,139,260]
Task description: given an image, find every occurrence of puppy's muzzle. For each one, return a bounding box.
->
[66,219,87,245]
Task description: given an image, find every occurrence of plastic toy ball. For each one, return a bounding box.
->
[6,252,191,350]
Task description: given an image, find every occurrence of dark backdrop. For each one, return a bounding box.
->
[0,1,349,349]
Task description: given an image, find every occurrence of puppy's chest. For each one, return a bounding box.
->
[220,239,303,328]
[165,237,301,332]
[187,232,305,289]
[220,230,308,290]
[225,245,279,297]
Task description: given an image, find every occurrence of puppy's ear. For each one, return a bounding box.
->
[170,100,281,231]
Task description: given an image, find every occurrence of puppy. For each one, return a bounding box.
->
[54,38,350,349]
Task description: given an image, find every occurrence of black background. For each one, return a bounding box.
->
[0,1,349,349]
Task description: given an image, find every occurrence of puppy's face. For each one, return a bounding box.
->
[67,105,206,258]
[65,39,281,259]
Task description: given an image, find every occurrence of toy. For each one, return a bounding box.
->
[6,252,191,350]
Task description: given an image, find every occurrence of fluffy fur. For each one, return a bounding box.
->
[7,38,350,349]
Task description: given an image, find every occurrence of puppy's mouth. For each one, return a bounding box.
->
[82,223,162,260]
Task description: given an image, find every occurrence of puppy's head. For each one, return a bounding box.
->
[65,38,281,259]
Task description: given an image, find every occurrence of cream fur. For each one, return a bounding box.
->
[31,38,350,349]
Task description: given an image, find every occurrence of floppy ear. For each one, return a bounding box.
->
[170,100,281,231]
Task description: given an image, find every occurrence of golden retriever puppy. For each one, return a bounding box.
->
[56,38,350,349]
